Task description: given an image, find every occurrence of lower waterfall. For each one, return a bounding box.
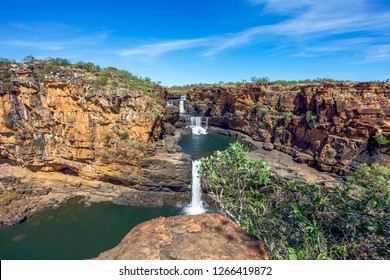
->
[185,159,206,215]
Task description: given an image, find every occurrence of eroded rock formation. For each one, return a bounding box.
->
[185,83,390,173]
[96,213,268,260]
[0,61,191,224]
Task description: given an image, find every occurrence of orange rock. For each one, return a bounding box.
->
[96,213,269,260]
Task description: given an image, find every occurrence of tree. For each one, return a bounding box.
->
[23,55,37,62]
[201,143,390,260]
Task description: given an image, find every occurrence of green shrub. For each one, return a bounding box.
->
[306,111,317,124]
[74,61,101,72]
[329,147,337,158]
[103,134,111,147]
[201,142,271,223]
[92,76,108,88]
[32,138,45,148]
[44,63,61,73]
[375,134,390,145]
[0,58,15,67]
[258,122,265,129]
[261,108,269,117]
[282,111,293,122]
[201,144,390,260]
[47,57,70,66]
[378,109,385,117]
[276,126,284,135]
[119,131,129,140]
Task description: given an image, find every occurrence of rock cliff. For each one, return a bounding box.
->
[185,83,390,173]
[0,60,191,224]
[96,213,268,260]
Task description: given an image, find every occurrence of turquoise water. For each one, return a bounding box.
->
[0,133,237,260]
[178,133,237,159]
[0,198,184,260]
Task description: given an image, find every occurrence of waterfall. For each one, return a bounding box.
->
[185,159,206,215]
[179,95,186,113]
[188,116,207,135]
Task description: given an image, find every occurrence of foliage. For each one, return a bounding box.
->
[119,131,129,140]
[305,110,317,124]
[261,108,269,117]
[169,77,350,91]
[375,134,390,145]
[276,126,284,135]
[47,57,71,66]
[254,101,263,110]
[282,111,293,122]
[32,138,45,148]
[328,147,337,158]
[201,145,390,260]
[258,121,265,129]
[251,76,270,83]
[0,58,15,67]
[23,55,37,62]
[201,142,272,223]
[0,56,156,96]
[74,61,101,72]
[103,134,111,147]
[378,109,385,117]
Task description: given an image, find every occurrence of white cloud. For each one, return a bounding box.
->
[117,0,390,61]
[358,45,390,63]
[118,38,212,57]
[4,40,66,51]
[249,0,315,14]
[205,0,390,58]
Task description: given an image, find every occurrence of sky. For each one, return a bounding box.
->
[1,0,390,85]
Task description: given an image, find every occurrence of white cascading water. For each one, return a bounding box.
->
[188,116,207,135]
[185,159,206,215]
[179,95,186,113]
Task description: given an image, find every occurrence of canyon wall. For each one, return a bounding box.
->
[0,62,191,196]
[186,82,390,174]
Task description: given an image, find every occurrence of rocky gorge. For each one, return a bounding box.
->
[0,59,389,260]
[183,83,390,174]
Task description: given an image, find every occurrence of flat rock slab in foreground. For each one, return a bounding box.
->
[96,213,268,260]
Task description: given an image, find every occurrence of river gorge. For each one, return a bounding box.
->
[0,61,389,260]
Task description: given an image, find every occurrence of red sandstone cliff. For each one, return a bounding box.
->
[186,82,390,173]
[0,61,190,224]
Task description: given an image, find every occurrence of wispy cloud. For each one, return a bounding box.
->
[1,22,106,53]
[118,0,390,62]
[118,38,212,57]
[207,0,390,56]
[4,40,67,51]
[358,45,390,63]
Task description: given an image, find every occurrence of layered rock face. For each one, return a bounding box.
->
[186,83,390,173]
[0,62,191,224]
[96,213,268,260]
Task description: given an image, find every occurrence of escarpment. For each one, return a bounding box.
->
[0,61,191,224]
[185,82,390,174]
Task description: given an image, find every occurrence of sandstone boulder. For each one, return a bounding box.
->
[96,213,268,260]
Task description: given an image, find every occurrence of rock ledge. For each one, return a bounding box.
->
[96,213,268,260]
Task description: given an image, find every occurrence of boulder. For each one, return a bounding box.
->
[96,213,268,260]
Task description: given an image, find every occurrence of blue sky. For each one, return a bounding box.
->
[1,0,390,85]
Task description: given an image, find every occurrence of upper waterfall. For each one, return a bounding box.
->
[187,116,208,135]
[179,95,186,114]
